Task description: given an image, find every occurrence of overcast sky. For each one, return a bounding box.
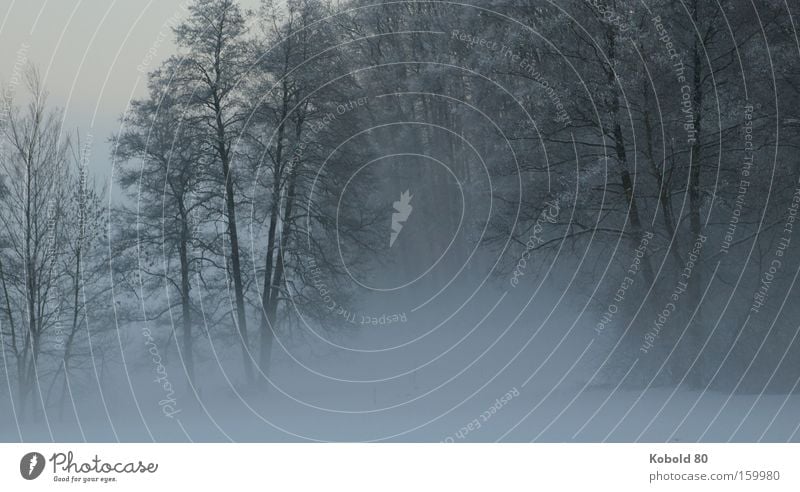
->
[0,0,261,187]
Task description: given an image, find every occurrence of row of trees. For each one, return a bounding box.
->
[472,0,800,390]
[2,0,799,425]
[112,0,380,391]
[0,0,371,421]
[111,0,800,393]
[0,69,109,422]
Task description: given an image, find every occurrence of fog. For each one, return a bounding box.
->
[2,0,800,443]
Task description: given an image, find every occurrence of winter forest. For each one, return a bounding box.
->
[2,0,800,442]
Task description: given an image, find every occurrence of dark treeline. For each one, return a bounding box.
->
[1,0,799,428]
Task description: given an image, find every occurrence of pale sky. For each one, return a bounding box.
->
[0,0,261,186]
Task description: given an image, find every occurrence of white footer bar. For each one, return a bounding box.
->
[1,443,797,490]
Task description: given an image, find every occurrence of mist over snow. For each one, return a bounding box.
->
[2,0,800,443]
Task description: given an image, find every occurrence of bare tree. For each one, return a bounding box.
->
[0,67,70,420]
[173,0,255,383]
[114,68,207,387]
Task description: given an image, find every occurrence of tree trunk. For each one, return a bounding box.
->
[685,4,707,388]
[263,163,298,375]
[259,80,291,380]
[215,100,253,384]
[607,25,656,294]
[179,214,194,385]
[259,192,279,380]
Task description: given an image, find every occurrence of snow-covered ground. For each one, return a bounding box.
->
[3,287,799,443]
